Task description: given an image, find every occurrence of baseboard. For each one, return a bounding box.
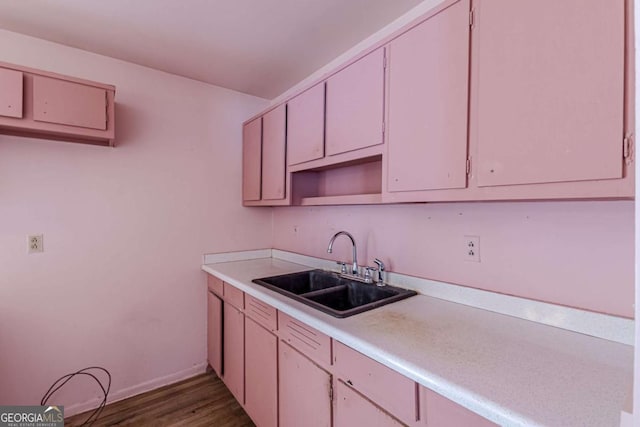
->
[64,362,208,418]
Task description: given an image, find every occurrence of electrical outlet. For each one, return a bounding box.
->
[464,235,480,262]
[28,234,43,254]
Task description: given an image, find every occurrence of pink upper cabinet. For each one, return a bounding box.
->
[242,117,262,202]
[261,105,287,200]
[0,67,23,118]
[387,0,470,193]
[33,75,107,130]
[474,0,625,187]
[325,47,385,157]
[287,83,325,166]
[0,61,115,145]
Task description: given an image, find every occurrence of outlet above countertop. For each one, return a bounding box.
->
[202,251,633,427]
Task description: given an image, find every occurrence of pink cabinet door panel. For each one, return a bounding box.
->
[262,105,286,200]
[243,117,262,201]
[279,342,332,427]
[333,341,417,425]
[475,0,625,187]
[244,318,278,427]
[33,76,107,130]
[387,0,470,192]
[326,48,385,156]
[287,83,325,165]
[207,291,222,376]
[422,387,497,427]
[335,380,403,427]
[0,68,23,118]
[223,304,244,404]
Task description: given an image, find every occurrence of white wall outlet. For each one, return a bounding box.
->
[464,235,480,262]
[28,234,43,254]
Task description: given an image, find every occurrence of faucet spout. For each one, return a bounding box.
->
[327,231,358,275]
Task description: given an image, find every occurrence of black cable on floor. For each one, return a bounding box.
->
[41,366,111,426]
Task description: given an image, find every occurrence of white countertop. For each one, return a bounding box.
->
[202,256,633,427]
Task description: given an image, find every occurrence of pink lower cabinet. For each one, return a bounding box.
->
[206,291,222,376]
[244,317,278,427]
[333,341,418,425]
[421,387,496,427]
[335,380,403,427]
[278,341,332,427]
[222,303,244,404]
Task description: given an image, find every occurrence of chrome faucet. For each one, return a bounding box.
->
[327,231,358,275]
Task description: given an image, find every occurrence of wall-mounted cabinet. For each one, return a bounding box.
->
[287,83,325,166]
[0,61,115,146]
[242,0,633,206]
[474,0,625,188]
[242,105,288,206]
[386,0,470,193]
[326,47,385,157]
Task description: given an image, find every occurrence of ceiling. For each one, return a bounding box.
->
[0,0,425,99]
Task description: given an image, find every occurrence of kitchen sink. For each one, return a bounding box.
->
[252,269,416,318]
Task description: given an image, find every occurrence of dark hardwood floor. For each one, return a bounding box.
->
[65,371,254,426]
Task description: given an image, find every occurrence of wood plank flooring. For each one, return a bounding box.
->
[65,371,254,427]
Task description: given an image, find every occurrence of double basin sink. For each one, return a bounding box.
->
[253,269,416,318]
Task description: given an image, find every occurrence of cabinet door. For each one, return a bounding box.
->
[422,387,497,427]
[287,83,325,165]
[262,105,286,200]
[475,0,625,187]
[207,291,222,376]
[222,304,244,404]
[335,380,403,427]
[387,0,470,192]
[279,342,332,427]
[33,76,107,130]
[242,117,262,201]
[0,68,23,118]
[326,48,385,156]
[245,318,278,427]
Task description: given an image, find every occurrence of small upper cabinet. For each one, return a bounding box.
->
[387,0,470,193]
[33,76,107,130]
[0,67,23,118]
[242,117,262,202]
[326,48,385,157]
[474,0,626,187]
[287,83,325,166]
[262,105,287,200]
[0,61,115,146]
[243,105,289,206]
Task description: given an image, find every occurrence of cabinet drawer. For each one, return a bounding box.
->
[0,67,23,118]
[207,274,224,296]
[333,341,417,425]
[421,386,497,427]
[224,282,244,310]
[278,311,331,367]
[245,295,277,332]
[33,75,107,130]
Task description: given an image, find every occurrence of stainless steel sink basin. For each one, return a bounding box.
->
[252,269,416,318]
